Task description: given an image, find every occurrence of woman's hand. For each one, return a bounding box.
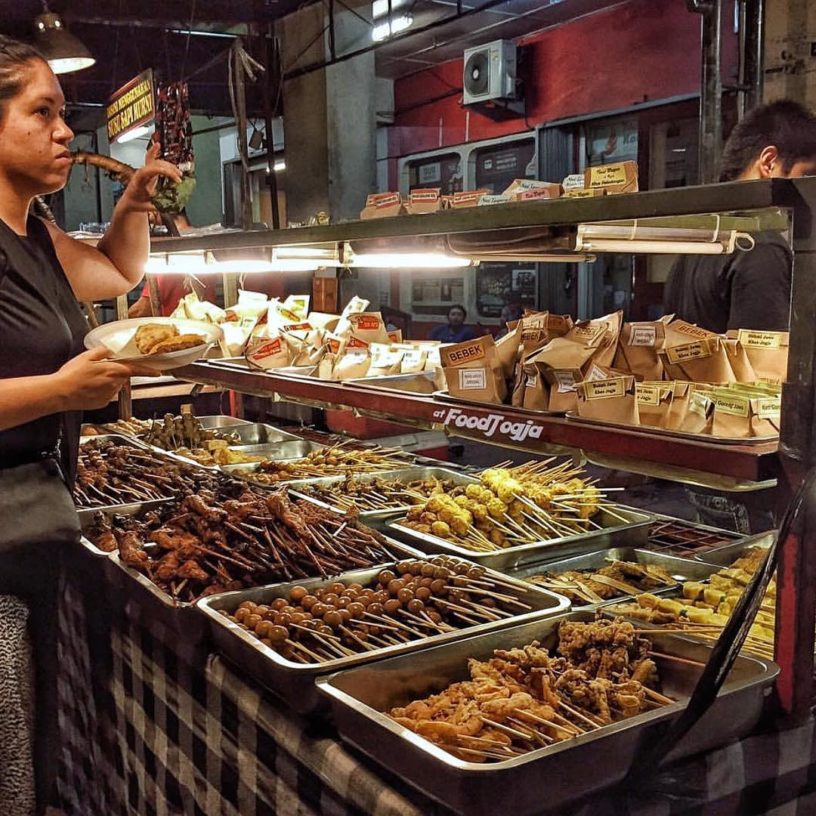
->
[116,142,182,215]
[54,348,158,410]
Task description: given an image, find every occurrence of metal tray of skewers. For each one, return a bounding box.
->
[286,467,479,522]
[78,499,175,557]
[198,555,570,714]
[501,547,719,609]
[75,434,182,512]
[316,610,778,816]
[387,505,653,572]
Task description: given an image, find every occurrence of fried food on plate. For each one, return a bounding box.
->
[135,323,177,354]
[150,333,206,354]
[134,324,206,356]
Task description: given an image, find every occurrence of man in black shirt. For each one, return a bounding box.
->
[664,101,816,533]
[665,100,816,333]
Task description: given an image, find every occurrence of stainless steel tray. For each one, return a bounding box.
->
[107,551,208,642]
[433,390,564,416]
[231,440,324,459]
[692,531,775,566]
[503,547,719,609]
[317,610,778,816]
[344,372,440,396]
[228,423,301,445]
[77,497,175,536]
[287,466,479,521]
[198,557,570,714]
[564,411,779,444]
[387,505,653,571]
[198,415,253,429]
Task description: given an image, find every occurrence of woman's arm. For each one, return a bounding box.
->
[0,348,151,431]
[47,143,182,302]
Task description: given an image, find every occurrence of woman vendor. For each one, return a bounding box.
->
[0,36,180,813]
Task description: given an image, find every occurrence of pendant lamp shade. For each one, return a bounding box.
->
[34,9,95,75]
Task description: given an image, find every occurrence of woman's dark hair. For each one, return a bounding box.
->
[719,100,816,181]
[0,35,45,120]
[448,304,467,318]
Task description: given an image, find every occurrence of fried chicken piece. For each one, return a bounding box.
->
[154,551,181,581]
[149,333,206,354]
[135,323,177,354]
[176,559,209,581]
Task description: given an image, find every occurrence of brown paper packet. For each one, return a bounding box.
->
[367,343,405,377]
[576,376,639,424]
[663,382,693,430]
[520,361,552,411]
[346,312,390,344]
[677,390,714,434]
[520,312,573,356]
[495,324,522,380]
[333,350,372,380]
[245,334,292,370]
[663,319,717,343]
[636,382,674,428]
[660,336,736,383]
[711,391,781,438]
[440,335,507,404]
[538,366,582,413]
[723,338,757,383]
[728,330,790,383]
[614,320,667,381]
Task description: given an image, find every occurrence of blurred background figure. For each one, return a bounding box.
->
[430,304,477,343]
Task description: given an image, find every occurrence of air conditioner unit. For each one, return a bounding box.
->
[463,40,518,106]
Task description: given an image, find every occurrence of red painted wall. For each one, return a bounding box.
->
[390,0,738,161]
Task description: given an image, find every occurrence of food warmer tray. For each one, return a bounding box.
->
[317,610,778,816]
[227,423,301,446]
[76,497,175,541]
[691,530,775,566]
[112,535,423,645]
[76,434,182,509]
[198,557,570,715]
[343,371,440,396]
[502,547,719,610]
[287,466,479,522]
[197,415,253,429]
[387,505,653,572]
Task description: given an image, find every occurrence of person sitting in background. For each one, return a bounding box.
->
[665,100,816,333]
[496,294,524,339]
[430,304,477,343]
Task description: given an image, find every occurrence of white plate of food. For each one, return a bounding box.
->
[84,317,223,371]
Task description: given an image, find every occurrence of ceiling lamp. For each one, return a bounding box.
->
[34,4,95,75]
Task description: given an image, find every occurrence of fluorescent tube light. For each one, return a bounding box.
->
[116,124,154,144]
[372,0,408,17]
[350,252,471,268]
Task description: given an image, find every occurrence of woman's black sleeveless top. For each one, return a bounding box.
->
[0,215,88,482]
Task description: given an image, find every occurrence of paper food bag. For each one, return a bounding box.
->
[367,343,405,377]
[245,335,292,370]
[660,336,736,384]
[517,360,551,411]
[636,382,673,428]
[723,337,757,383]
[346,312,390,345]
[333,350,372,380]
[576,376,639,424]
[730,330,790,383]
[440,335,507,404]
[495,324,521,380]
[520,312,573,356]
[614,320,667,381]
[677,390,714,435]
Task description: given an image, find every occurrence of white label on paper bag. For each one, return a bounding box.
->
[689,392,711,417]
[666,341,711,364]
[525,375,538,388]
[582,379,626,400]
[714,395,750,418]
[586,364,609,382]
[554,370,577,393]
[755,397,781,419]
[737,330,784,349]
[459,369,487,390]
[636,384,661,406]
[629,324,657,347]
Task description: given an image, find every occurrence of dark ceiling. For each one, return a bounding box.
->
[1,0,308,122]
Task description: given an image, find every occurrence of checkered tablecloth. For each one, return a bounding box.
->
[54,550,816,816]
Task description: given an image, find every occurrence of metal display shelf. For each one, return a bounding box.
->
[152,178,793,253]
[175,361,778,487]
[163,176,816,720]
